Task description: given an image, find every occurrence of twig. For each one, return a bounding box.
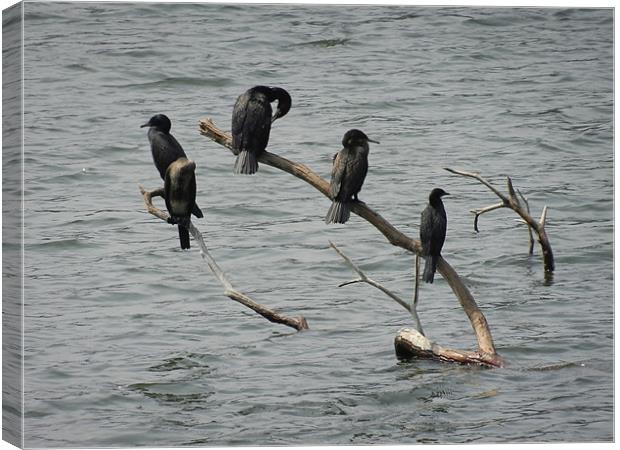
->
[139,185,309,331]
[471,202,505,233]
[444,168,508,202]
[329,241,424,335]
[539,206,548,227]
[445,167,554,273]
[199,118,502,365]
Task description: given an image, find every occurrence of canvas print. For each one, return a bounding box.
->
[2,1,613,447]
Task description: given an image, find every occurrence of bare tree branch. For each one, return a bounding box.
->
[471,202,505,233]
[139,185,309,331]
[199,118,501,366]
[330,243,504,367]
[329,241,424,335]
[444,167,509,202]
[445,167,554,274]
[506,176,520,207]
[517,189,535,255]
[540,206,549,227]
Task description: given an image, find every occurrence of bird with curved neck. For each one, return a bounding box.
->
[420,188,449,283]
[325,129,379,224]
[141,114,203,219]
[231,86,292,174]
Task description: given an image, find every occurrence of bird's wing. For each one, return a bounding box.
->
[419,206,432,255]
[188,173,197,216]
[164,167,173,214]
[430,208,447,255]
[244,97,272,152]
[330,149,348,200]
[232,93,249,152]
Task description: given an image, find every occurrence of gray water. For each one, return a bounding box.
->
[10,2,614,446]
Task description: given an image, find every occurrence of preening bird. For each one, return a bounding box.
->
[164,158,198,250]
[141,114,203,219]
[325,129,379,224]
[231,86,292,174]
[420,188,449,283]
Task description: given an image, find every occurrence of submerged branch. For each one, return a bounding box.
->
[517,189,535,254]
[198,118,501,365]
[445,167,554,274]
[394,328,503,367]
[139,185,309,331]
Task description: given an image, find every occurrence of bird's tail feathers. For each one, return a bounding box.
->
[234,150,258,175]
[192,203,203,219]
[422,255,437,283]
[325,201,350,224]
[178,224,190,250]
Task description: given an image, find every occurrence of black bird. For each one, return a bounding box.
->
[164,158,198,250]
[231,86,292,174]
[420,188,449,283]
[141,114,203,219]
[325,129,379,224]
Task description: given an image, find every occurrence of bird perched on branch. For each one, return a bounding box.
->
[165,158,198,250]
[141,113,203,219]
[420,188,449,283]
[231,85,292,174]
[325,129,379,224]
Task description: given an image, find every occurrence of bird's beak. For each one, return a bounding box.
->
[271,112,281,124]
[140,122,150,128]
[367,138,380,144]
[444,192,450,196]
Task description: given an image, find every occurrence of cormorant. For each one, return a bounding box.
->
[420,188,449,283]
[141,114,203,219]
[325,129,379,224]
[231,86,292,174]
[164,158,198,250]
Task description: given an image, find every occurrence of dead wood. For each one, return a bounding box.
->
[330,242,503,367]
[445,168,554,274]
[139,185,309,331]
[199,118,502,367]
[394,328,504,367]
[329,241,424,335]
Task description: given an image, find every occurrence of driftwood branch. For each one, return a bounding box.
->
[200,118,502,367]
[394,328,503,367]
[445,168,554,274]
[329,242,504,367]
[139,185,309,331]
